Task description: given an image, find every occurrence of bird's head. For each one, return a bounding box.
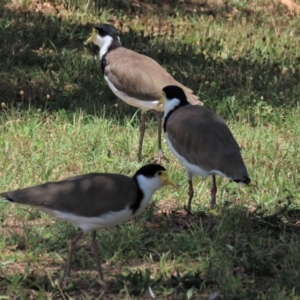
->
[85,24,121,57]
[157,85,189,112]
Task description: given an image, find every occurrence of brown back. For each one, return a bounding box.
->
[166,106,249,181]
[105,48,202,105]
[2,173,138,217]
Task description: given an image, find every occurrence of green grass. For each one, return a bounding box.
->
[1,0,300,299]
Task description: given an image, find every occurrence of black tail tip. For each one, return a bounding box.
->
[234,176,251,185]
[243,176,251,185]
[0,192,10,200]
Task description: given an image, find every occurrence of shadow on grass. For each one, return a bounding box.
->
[35,0,273,19]
[1,201,300,298]
[146,205,300,298]
[0,1,299,123]
[93,0,292,22]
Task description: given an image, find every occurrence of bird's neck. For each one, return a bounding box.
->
[98,35,121,60]
[163,98,181,132]
[131,175,160,216]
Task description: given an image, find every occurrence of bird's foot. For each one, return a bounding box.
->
[96,276,107,289]
[159,149,169,163]
[61,276,73,290]
[176,207,194,229]
[183,205,194,216]
[150,149,169,164]
[179,218,191,229]
[207,214,215,229]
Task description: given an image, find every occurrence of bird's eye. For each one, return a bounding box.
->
[157,171,162,176]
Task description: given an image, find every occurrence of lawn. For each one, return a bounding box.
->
[0,0,300,299]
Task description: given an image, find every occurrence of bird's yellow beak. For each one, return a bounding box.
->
[84,28,97,45]
[157,93,165,107]
[160,170,176,186]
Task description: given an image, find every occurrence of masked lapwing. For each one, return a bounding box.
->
[84,24,202,163]
[1,164,174,280]
[158,85,250,224]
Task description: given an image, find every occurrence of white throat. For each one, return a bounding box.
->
[94,35,114,59]
[134,174,162,215]
[163,97,181,118]
[95,35,113,59]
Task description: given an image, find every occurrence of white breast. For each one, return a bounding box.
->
[38,206,135,232]
[105,75,164,112]
[165,133,227,179]
[37,195,151,233]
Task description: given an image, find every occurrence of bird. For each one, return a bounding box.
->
[1,164,174,280]
[158,85,250,224]
[84,24,202,163]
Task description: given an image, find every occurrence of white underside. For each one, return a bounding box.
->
[22,174,162,233]
[36,174,158,233]
[165,133,227,179]
[105,75,164,112]
[38,202,148,233]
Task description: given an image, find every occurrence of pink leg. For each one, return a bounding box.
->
[66,231,84,277]
[153,111,165,164]
[186,179,194,217]
[90,231,104,280]
[210,175,217,209]
[208,175,217,227]
[138,111,146,162]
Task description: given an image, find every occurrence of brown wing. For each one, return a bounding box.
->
[105,48,202,105]
[166,106,249,181]
[1,173,138,217]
